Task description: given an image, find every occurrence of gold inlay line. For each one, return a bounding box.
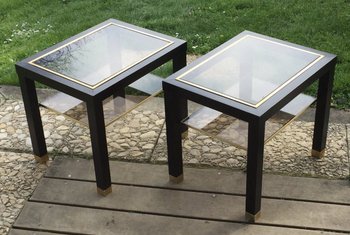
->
[176,34,324,108]
[29,22,174,89]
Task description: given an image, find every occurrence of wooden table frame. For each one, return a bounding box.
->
[162,31,336,221]
[16,18,187,195]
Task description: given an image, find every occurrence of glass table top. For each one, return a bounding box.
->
[29,23,173,89]
[176,34,323,107]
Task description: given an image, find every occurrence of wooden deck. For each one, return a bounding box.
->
[10,158,350,235]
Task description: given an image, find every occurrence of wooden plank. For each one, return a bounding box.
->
[14,202,345,235]
[46,158,350,204]
[46,158,246,194]
[9,229,61,235]
[31,178,350,233]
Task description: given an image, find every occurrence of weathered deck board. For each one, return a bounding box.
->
[29,178,350,233]
[12,158,350,234]
[47,158,350,204]
[12,202,345,235]
[9,230,61,235]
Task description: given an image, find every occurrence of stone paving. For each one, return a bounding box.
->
[0,151,48,234]
[0,85,349,234]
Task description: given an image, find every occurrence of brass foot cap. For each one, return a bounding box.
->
[169,174,184,183]
[97,186,112,196]
[34,154,49,164]
[311,149,325,158]
[245,211,261,222]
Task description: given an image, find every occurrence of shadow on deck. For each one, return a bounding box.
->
[9,158,350,235]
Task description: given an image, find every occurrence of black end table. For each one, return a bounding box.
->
[162,31,336,221]
[16,19,186,195]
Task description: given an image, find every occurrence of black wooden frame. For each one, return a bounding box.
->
[16,18,187,195]
[163,31,336,221]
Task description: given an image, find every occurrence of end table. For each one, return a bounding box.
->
[162,31,336,221]
[16,19,186,195]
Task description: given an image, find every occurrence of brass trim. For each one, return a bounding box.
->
[311,149,325,158]
[97,186,112,196]
[28,22,174,89]
[34,154,49,164]
[245,211,261,222]
[169,174,184,183]
[176,34,324,108]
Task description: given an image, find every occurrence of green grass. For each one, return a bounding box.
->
[1,0,349,108]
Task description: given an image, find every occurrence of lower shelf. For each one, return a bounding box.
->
[182,93,316,150]
[39,73,163,126]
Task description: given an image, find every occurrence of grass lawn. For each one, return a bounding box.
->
[0,0,349,108]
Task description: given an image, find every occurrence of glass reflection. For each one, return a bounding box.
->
[177,35,321,106]
[31,23,172,88]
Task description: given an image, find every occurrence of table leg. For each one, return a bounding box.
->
[311,69,335,158]
[19,77,48,163]
[164,88,187,183]
[245,119,265,222]
[172,48,187,73]
[86,98,112,195]
[172,47,188,138]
